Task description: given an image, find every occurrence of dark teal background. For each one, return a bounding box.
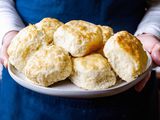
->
[15,0,146,33]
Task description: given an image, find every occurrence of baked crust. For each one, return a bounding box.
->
[8,25,50,71]
[36,18,63,43]
[98,25,113,44]
[104,31,148,81]
[54,20,103,57]
[70,54,116,90]
[24,45,72,86]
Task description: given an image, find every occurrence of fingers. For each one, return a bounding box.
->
[137,34,159,53]
[151,43,160,66]
[135,34,159,92]
[0,31,18,68]
[135,72,151,92]
[1,42,10,68]
[0,57,4,65]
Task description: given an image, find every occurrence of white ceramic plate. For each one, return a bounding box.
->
[8,53,152,98]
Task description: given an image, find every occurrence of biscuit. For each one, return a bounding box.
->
[96,26,113,56]
[98,25,113,44]
[70,54,116,90]
[54,20,103,57]
[36,18,63,43]
[103,31,148,82]
[8,25,50,71]
[24,45,72,86]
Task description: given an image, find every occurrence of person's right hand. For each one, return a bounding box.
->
[0,31,18,68]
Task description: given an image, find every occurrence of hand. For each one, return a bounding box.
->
[0,31,18,68]
[135,33,160,92]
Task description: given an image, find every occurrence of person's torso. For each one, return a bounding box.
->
[1,1,159,120]
[15,0,147,33]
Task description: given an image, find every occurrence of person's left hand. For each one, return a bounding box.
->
[135,33,160,92]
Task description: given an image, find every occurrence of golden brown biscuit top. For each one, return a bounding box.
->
[8,24,50,51]
[115,31,147,63]
[23,24,51,45]
[24,24,39,36]
[25,45,71,71]
[98,25,113,44]
[54,20,103,56]
[39,18,63,31]
[36,18,63,43]
[65,20,102,40]
[73,54,110,70]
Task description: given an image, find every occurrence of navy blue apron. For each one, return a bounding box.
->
[0,0,159,120]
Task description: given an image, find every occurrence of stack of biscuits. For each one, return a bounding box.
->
[8,18,148,90]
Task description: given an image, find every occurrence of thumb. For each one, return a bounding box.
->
[1,31,18,68]
[135,72,151,92]
[1,43,10,68]
[0,57,4,65]
[151,43,160,65]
